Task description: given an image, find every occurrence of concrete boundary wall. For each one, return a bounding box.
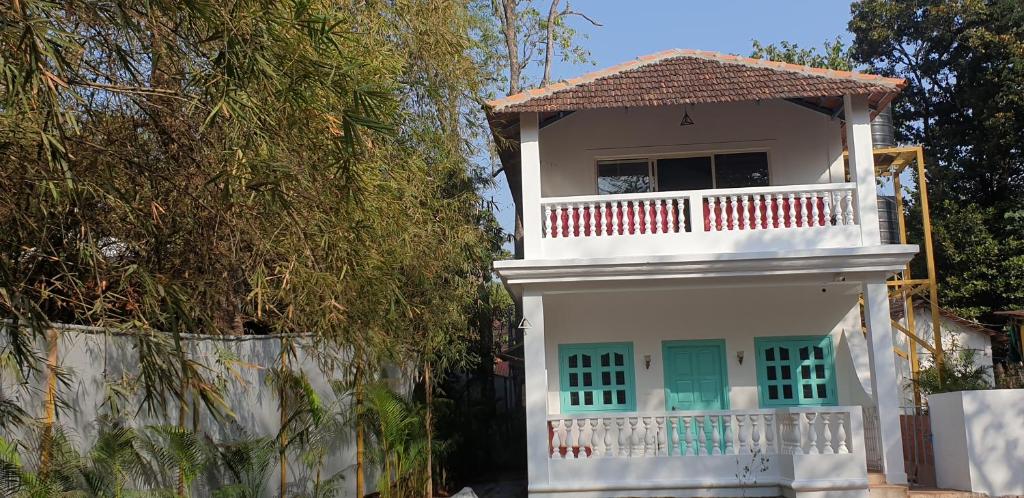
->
[0,324,382,498]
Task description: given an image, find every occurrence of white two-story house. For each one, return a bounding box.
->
[488,49,915,498]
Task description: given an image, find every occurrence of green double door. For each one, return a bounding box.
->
[663,340,729,454]
[663,340,729,411]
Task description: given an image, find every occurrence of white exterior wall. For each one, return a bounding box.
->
[893,308,995,405]
[928,389,1024,496]
[542,284,873,414]
[537,101,845,197]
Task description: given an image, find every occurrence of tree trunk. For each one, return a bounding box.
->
[425,360,433,498]
[500,0,521,95]
[355,365,365,498]
[541,0,562,86]
[279,347,289,498]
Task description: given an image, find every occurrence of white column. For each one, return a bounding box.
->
[844,94,881,245]
[863,281,908,485]
[522,287,549,486]
[521,112,542,258]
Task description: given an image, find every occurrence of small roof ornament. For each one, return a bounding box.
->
[518,317,533,329]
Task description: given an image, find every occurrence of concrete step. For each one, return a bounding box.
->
[870,484,909,498]
[869,472,888,486]
[907,489,991,498]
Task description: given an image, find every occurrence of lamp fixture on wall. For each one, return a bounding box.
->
[736,351,745,365]
[679,105,695,126]
[644,354,652,370]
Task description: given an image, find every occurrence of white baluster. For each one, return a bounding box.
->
[654,200,664,234]
[569,205,580,238]
[616,418,627,457]
[588,418,600,457]
[837,414,849,454]
[821,413,834,454]
[822,192,833,226]
[752,194,762,229]
[602,418,613,457]
[544,205,553,238]
[670,417,681,456]
[550,420,561,458]
[708,197,718,232]
[791,413,803,454]
[719,196,729,230]
[587,203,596,237]
[811,192,820,227]
[667,199,677,233]
[741,195,751,230]
[682,416,693,455]
[656,417,667,456]
[611,201,621,235]
[568,419,580,458]
[629,417,640,457]
[630,201,640,236]
[799,192,810,227]
[844,191,855,225]
[729,196,739,230]
[765,193,775,228]
[764,414,775,454]
[558,419,569,458]
[737,414,749,454]
[695,416,706,455]
[787,193,797,228]
[723,414,734,454]
[750,414,761,453]
[711,416,721,455]
[597,203,606,236]
[806,413,819,454]
[643,417,654,456]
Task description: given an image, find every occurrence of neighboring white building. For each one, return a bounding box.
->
[891,302,998,405]
[488,49,916,498]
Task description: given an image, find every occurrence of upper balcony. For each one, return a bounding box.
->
[487,49,910,264]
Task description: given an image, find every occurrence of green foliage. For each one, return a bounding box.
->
[361,382,435,498]
[750,37,853,70]
[913,343,992,395]
[849,0,1024,320]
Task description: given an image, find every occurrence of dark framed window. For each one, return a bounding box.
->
[754,336,837,407]
[597,160,651,194]
[559,342,636,413]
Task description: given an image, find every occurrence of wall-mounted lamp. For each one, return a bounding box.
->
[644,354,652,370]
[736,351,745,365]
[679,107,695,126]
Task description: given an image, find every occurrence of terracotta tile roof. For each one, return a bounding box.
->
[486,49,906,114]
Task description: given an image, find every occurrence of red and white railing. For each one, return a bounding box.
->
[540,183,858,239]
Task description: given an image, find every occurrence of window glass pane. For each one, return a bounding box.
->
[656,156,713,191]
[815,364,825,378]
[614,353,624,366]
[570,392,579,405]
[581,354,591,368]
[616,390,626,404]
[779,347,790,361]
[817,384,827,398]
[615,371,625,385]
[799,347,810,361]
[568,355,578,368]
[601,353,610,367]
[583,372,592,387]
[602,371,611,385]
[584,392,593,405]
[803,384,813,398]
[768,385,779,399]
[801,365,811,378]
[598,160,650,194]
[714,152,769,188]
[766,366,776,380]
[765,348,775,361]
[569,373,578,387]
[603,391,612,404]
[781,365,791,380]
[814,346,825,360]
[782,384,793,399]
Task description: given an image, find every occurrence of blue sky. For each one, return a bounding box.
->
[484,0,858,240]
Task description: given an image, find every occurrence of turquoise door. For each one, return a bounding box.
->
[662,340,729,411]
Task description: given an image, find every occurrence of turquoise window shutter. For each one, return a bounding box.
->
[754,336,838,407]
[558,342,636,413]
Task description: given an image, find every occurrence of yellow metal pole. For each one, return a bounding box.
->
[893,171,923,405]
[915,147,944,382]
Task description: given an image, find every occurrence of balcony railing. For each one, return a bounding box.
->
[546,406,857,459]
[537,183,862,258]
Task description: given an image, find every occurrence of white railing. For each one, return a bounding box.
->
[539,183,858,240]
[546,406,857,460]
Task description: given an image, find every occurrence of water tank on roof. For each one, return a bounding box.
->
[871,105,896,149]
[877,195,900,244]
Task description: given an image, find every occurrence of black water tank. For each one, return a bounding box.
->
[877,195,900,244]
[871,105,895,148]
